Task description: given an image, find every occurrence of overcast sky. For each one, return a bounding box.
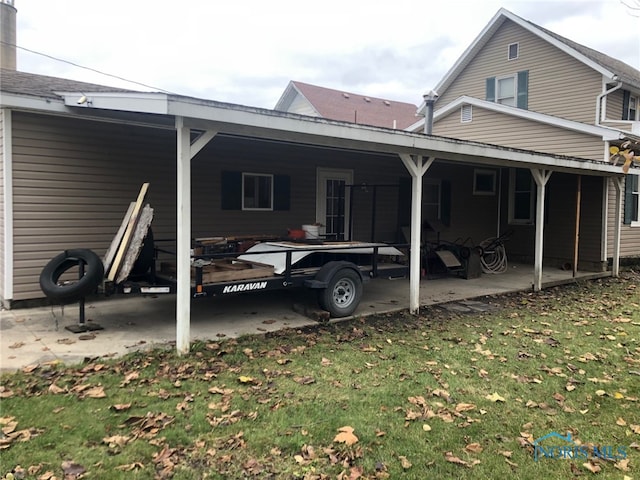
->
[12,0,640,109]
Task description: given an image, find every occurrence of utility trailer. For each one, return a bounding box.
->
[149,240,408,318]
[38,183,408,328]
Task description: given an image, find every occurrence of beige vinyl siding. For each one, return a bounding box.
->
[191,137,404,243]
[11,112,177,301]
[435,107,604,161]
[606,90,625,121]
[501,172,604,269]
[437,20,602,125]
[0,109,5,301]
[606,178,640,258]
[427,163,499,244]
[10,112,410,302]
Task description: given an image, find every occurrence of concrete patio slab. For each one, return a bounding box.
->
[0,264,610,373]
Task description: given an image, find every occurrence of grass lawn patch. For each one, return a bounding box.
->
[1,273,639,479]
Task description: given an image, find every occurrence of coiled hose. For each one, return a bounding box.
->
[479,237,508,274]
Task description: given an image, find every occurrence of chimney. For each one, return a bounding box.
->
[0,0,17,70]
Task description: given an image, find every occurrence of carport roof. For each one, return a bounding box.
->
[0,69,635,176]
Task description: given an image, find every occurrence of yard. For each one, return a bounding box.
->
[1,272,639,479]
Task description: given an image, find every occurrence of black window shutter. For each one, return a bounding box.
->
[624,174,635,224]
[441,180,452,226]
[273,175,290,211]
[517,70,529,109]
[622,90,631,120]
[486,77,496,102]
[221,171,242,210]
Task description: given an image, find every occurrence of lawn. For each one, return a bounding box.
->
[1,273,639,479]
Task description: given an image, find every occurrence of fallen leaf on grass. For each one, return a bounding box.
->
[422,424,432,432]
[48,383,65,394]
[116,462,144,471]
[583,460,601,473]
[83,386,106,398]
[334,426,358,445]
[398,455,412,469]
[465,443,483,454]
[486,392,506,402]
[455,403,476,413]
[614,458,630,472]
[61,460,86,479]
[238,376,254,384]
[630,424,640,434]
[444,451,480,467]
[110,403,132,412]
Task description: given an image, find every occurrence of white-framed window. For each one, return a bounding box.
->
[496,75,516,106]
[473,169,496,195]
[242,173,273,210]
[461,104,473,123]
[629,95,638,121]
[508,168,534,224]
[508,42,519,60]
[423,179,441,222]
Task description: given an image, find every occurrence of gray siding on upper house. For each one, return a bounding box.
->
[437,20,603,125]
[435,106,605,161]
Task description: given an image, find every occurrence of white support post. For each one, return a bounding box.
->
[530,169,552,291]
[612,177,624,277]
[399,154,433,314]
[175,117,192,355]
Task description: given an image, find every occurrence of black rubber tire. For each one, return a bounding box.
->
[318,268,363,318]
[39,249,104,304]
[129,228,155,278]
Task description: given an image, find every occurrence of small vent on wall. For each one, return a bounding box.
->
[364,97,371,102]
[384,100,391,106]
[342,93,350,99]
[461,104,473,123]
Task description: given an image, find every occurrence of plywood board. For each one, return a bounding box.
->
[115,205,154,284]
[107,182,150,282]
[103,201,135,273]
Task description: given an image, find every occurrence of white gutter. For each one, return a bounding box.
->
[53,92,638,176]
[595,79,623,126]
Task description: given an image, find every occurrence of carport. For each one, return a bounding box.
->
[38,92,633,354]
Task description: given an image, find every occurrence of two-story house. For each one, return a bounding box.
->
[410,7,640,266]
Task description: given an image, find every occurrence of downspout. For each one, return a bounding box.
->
[595,78,622,126]
[1,109,13,307]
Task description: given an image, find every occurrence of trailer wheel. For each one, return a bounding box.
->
[39,249,104,304]
[318,268,362,318]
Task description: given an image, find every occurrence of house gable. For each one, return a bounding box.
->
[435,19,604,125]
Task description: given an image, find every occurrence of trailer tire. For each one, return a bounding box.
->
[318,268,362,318]
[39,249,104,304]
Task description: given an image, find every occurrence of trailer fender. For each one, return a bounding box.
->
[304,261,364,289]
